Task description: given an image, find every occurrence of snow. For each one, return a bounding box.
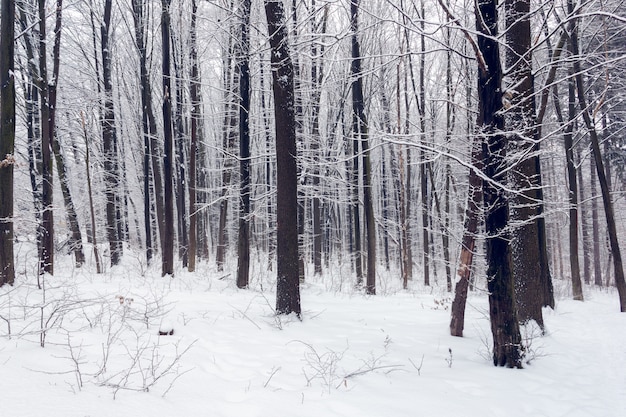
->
[1,246,625,417]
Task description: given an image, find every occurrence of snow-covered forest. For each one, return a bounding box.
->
[1,0,625,414]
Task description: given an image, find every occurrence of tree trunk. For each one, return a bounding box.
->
[505,0,550,327]
[350,0,375,294]
[187,0,199,272]
[476,0,523,368]
[50,0,85,268]
[216,30,237,272]
[161,0,175,277]
[38,0,54,276]
[450,145,483,337]
[0,0,16,286]
[81,113,102,273]
[236,0,251,289]
[553,76,584,300]
[569,1,626,311]
[101,0,122,266]
[265,0,300,317]
[590,156,602,286]
[172,37,188,268]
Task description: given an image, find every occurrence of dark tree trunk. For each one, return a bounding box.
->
[38,0,54,276]
[264,0,300,316]
[310,3,327,276]
[161,0,175,277]
[553,77,584,300]
[419,0,429,287]
[236,0,251,289]
[188,0,199,272]
[476,0,523,368]
[101,0,122,266]
[590,157,602,286]
[172,36,188,268]
[0,0,16,286]
[350,0,375,294]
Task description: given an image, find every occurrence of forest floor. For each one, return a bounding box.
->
[1,244,624,417]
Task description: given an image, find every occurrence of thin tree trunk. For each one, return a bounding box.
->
[101,0,122,266]
[81,113,102,273]
[236,0,251,289]
[172,36,188,268]
[188,0,199,272]
[38,0,54,276]
[350,0,375,294]
[553,77,584,300]
[419,0,429,287]
[590,156,602,286]
[578,150,591,285]
[216,29,237,272]
[49,0,85,268]
[161,0,175,277]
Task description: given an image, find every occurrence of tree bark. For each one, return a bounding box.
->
[236,0,251,289]
[505,0,550,327]
[450,145,483,337]
[161,0,175,277]
[0,0,16,286]
[350,0,375,294]
[101,0,122,266]
[188,0,199,272]
[38,0,54,276]
[265,0,300,316]
[477,0,523,368]
[553,77,584,300]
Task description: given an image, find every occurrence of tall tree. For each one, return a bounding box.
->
[161,0,175,276]
[476,0,523,367]
[131,0,158,264]
[188,0,199,272]
[569,0,626,311]
[101,0,123,266]
[350,0,375,294]
[50,0,86,268]
[265,0,300,316]
[236,0,251,289]
[38,0,54,275]
[505,0,552,327]
[0,0,16,286]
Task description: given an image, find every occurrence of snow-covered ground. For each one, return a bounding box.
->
[1,247,624,417]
